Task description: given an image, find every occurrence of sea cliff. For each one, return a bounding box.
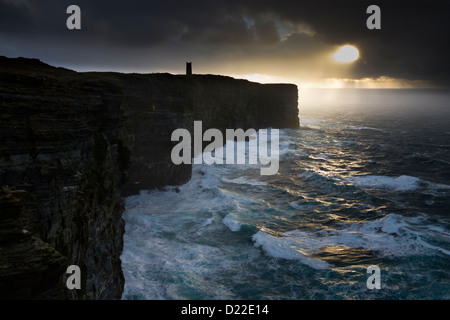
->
[0,56,299,299]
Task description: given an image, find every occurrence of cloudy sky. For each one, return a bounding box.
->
[1,0,449,88]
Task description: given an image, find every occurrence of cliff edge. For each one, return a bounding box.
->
[0,56,299,299]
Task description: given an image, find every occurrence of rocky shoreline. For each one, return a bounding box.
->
[0,56,299,299]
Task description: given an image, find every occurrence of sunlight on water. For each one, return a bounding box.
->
[122,89,450,300]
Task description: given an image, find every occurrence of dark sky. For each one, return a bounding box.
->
[1,0,449,87]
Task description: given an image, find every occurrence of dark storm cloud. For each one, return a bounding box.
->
[0,0,449,85]
[0,0,33,32]
[236,0,450,84]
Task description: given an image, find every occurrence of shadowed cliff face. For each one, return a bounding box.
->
[0,56,299,299]
[0,57,126,299]
[87,72,299,195]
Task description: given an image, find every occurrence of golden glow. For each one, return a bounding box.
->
[333,45,359,63]
[232,74,434,89]
[235,73,280,83]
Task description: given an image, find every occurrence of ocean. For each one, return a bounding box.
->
[120,88,450,300]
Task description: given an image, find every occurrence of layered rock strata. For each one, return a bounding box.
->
[0,56,299,299]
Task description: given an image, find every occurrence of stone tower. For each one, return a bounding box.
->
[186,62,192,75]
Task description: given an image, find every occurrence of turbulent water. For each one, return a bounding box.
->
[121,89,450,300]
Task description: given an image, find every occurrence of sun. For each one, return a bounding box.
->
[333,45,359,63]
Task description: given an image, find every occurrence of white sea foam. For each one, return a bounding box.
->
[201,217,214,227]
[348,126,385,132]
[299,117,325,130]
[252,230,330,270]
[251,214,450,270]
[122,167,242,300]
[276,139,308,157]
[222,213,242,232]
[346,175,420,191]
[222,176,268,186]
[346,174,450,193]
[122,112,450,299]
[297,170,313,178]
[289,200,317,211]
[297,169,335,182]
[311,153,329,159]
